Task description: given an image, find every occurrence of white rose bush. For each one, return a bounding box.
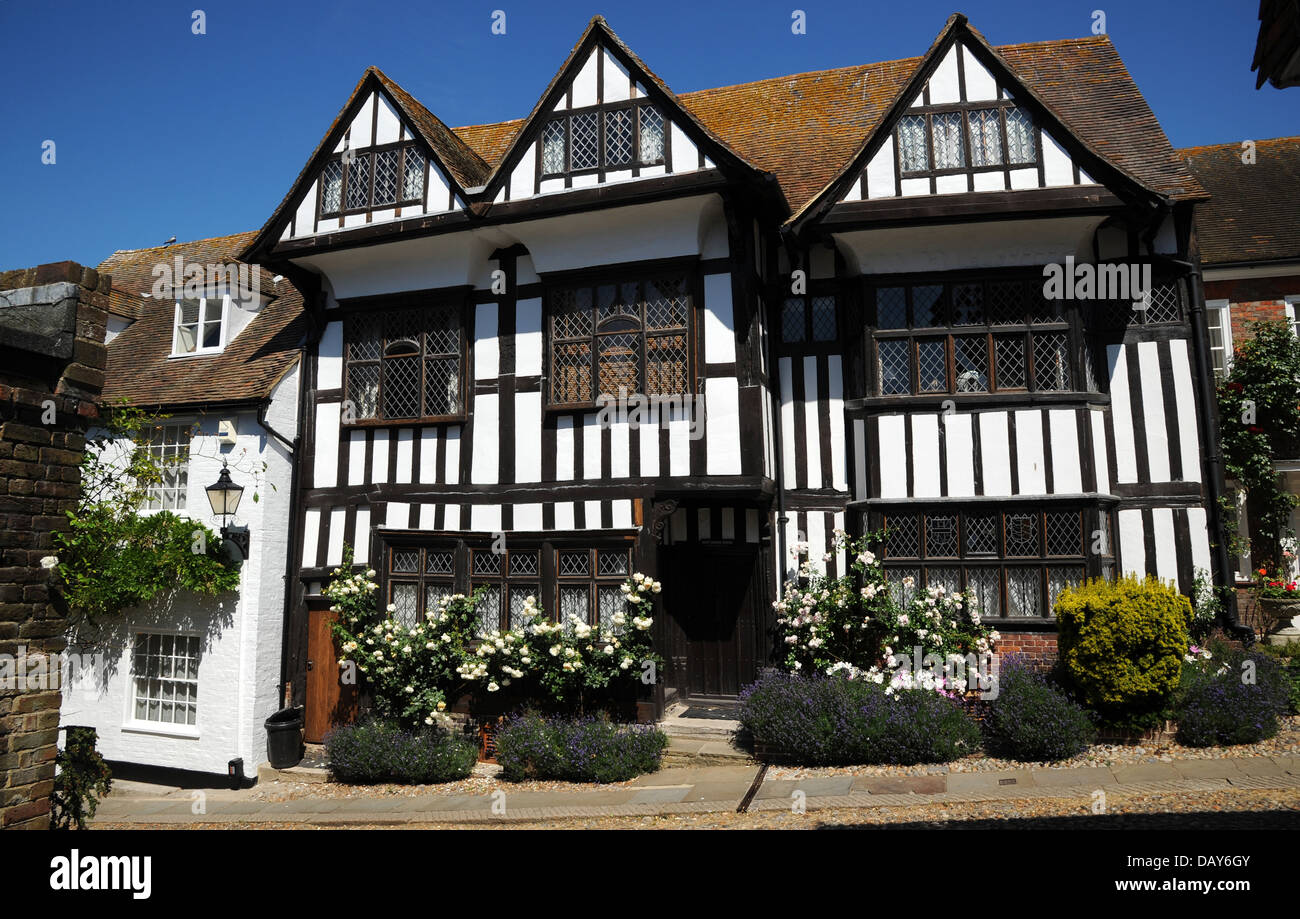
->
[327,547,662,728]
[773,531,998,696]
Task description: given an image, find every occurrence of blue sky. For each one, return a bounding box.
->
[0,0,1293,270]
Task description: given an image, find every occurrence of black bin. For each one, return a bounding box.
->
[265,707,303,769]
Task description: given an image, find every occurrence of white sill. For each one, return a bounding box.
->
[122,721,201,740]
[167,349,224,360]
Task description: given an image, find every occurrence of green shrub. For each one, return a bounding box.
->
[325,719,478,784]
[494,713,668,783]
[50,726,112,830]
[982,657,1096,761]
[1055,576,1189,725]
[738,672,981,766]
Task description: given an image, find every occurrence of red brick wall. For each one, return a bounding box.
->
[1204,272,1300,343]
[0,262,107,830]
[996,631,1058,666]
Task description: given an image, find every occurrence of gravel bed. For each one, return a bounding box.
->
[765,715,1300,780]
[248,762,645,801]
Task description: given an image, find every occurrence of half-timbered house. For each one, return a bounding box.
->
[238,14,1233,730]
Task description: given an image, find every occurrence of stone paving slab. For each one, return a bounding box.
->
[1234,756,1288,776]
[850,775,946,795]
[755,777,854,799]
[628,786,692,804]
[947,769,1038,792]
[1171,760,1245,780]
[628,765,758,787]
[1029,766,1117,787]
[1110,763,1182,783]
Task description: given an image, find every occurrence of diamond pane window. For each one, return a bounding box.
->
[1006,513,1040,556]
[968,109,1003,166]
[1033,332,1071,391]
[888,567,920,607]
[954,336,989,392]
[965,514,999,555]
[345,305,465,421]
[392,549,420,573]
[390,583,419,628]
[811,296,837,341]
[966,567,1002,618]
[1005,107,1036,164]
[1045,511,1081,557]
[373,149,399,206]
[426,551,455,575]
[549,274,689,406]
[346,153,371,210]
[932,112,966,169]
[597,550,629,576]
[877,287,908,330]
[927,566,961,595]
[782,299,805,343]
[898,115,929,172]
[913,286,945,328]
[926,514,959,557]
[918,340,947,393]
[559,587,589,628]
[952,284,984,325]
[510,587,538,628]
[994,335,1026,390]
[542,120,566,174]
[426,584,453,612]
[475,586,502,636]
[1144,283,1181,324]
[321,160,343,215]
[885,515,920,558]
[605,108,634,165]
[559,551,590,577]
[988,282,1027,326]
[510,552,540,576]
[878,340,912,395]
[1047,566,1084,614]
[597,586,624,629]
[402,148,426,201]
[1006,567,1042,617]
[639,106,665,162]
[473,552,502,576]
[570,112,599,170]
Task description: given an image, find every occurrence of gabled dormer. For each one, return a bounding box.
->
[242,69,490,260]
[483,17,771,208]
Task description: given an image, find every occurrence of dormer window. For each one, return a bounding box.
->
[540,103,665,178]
[896,103,1036,176]
[173,293,226,355]
[319,142,427,218]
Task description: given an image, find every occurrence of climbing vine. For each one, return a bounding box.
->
[49,404,243,625]
[1217,319,1300,574]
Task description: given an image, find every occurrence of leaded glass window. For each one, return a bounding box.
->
[539,103,666,177]
[896,103,1037,176]
[320,142,426,217]
[345,303,464,421]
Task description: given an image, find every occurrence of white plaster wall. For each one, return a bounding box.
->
[60,383,297,776]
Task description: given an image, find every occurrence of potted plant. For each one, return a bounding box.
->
[1254,564,1300,643]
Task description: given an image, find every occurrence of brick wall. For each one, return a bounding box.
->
[1204,272,1300,343]
[0,261,107,829]
[996,631,1058,667]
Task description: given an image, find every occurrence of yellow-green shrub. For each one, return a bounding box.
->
[1055,576,1190,721]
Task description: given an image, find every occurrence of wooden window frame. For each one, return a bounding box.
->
[380,533,637,635]
[543,263,698,412]
[869,503,1113,622]
[776,289,841,356]
[537,101,668,181]
[894,100,1037,181]
[318,140,428,220]
[340,292,470,426]
[866,273,1096,399]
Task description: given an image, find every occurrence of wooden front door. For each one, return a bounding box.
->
[305,606,358,743]
[662,544,764,699]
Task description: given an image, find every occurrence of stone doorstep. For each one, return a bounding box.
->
[257,763,330,784]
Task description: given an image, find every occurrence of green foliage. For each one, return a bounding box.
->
[1257,641,1300,714]
[50,727,112,830]
[1055,576,1190,725]
[328,546,662,729]
[494,712,668,783]
[49,402,241,625]
[981,658,1096,761]
[1174,644,1291,747]
[1218,319,1300,567]
[324,719,478,784]
[1189,568,1227,641]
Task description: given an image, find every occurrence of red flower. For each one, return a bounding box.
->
[1228,382,1244,394]
[1249,425,1265,434]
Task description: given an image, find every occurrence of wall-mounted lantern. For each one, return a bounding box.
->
[205,460,249,559]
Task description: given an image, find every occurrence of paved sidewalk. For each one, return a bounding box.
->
[90,755,1300,826]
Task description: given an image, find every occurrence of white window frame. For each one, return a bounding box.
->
[1285,296,1300,337]
[1205,298,1233,379]
[124,629,201,737]
[171,292,228,356]
[140,423,191,512]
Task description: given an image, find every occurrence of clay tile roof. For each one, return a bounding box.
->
[450,34,1204,216]
[371,68,492,189]
[1179,136,1300,267]
[97,233,308,409]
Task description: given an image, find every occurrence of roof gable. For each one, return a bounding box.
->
[480,16,780,208]
[790,14,1202,230]
[241,69,490,261]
